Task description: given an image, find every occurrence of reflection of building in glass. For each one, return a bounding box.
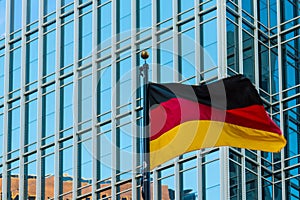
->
[0,176,172,199]
[0,0,299,199]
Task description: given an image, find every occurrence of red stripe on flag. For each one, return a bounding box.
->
[150,98,281,140]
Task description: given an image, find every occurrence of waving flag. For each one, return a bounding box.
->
[149,75,286,169]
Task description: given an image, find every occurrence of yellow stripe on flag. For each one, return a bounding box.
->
[150,120,286,170]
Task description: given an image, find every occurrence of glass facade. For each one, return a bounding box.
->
[0,0,299,199]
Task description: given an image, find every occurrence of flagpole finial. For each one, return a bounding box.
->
[141,50,149,60]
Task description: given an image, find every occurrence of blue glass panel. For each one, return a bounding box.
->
[60,83,73,130]
[98,131,112,181]
[137,0,151,29]
[79,12,92,59]
[158,38,173,82]
[242,31,255,82]
[0,0,5,38]
[8,106,20,152]
[42,91,55,139]
[270,49,279,95]
[258,0,268,27]
[62,0,73,6]
[159,175,175,199]
[242,0,253,15]
[118,123,132,172]
[117,57,131,108]
[98,3,111,46]
[25,160,37,198]
[201,19,218,71]
[98,67,111,116]
[79,75,92,124]
[60,142,73,194]
[281,0,300,23]
[11,0,22,32]
[180,168,197,199]
[179,0,193,13]
[259,43,269,93]
[44,0,56,15]
[27,0,39,24]
[227,19,239,73]
[0,114,3,158]
[61,22,74,67]
[42,153,54,199]
[157,0,172,22]
[43,30,56,77]
[0,55,4,96]
[10,47,21,91]
[204,160,220,199]
[118,0,131,30]
[270,0,277,27]
[179,28,195,81]
[26,39,38,84]
[78,138,92,187]
[25,99,37,146]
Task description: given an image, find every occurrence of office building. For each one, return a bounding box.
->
[0,0,299,199]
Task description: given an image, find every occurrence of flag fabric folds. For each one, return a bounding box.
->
[148,75,286,170]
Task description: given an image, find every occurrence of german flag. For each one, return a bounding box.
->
[149,75,286,169]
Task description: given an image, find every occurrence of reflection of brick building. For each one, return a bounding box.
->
[0,176,171,199]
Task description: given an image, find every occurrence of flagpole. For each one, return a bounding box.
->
[140,50,150,200]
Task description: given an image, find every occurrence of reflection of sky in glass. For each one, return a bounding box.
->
[0,0,5,38]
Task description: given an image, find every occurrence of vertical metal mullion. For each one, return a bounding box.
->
[173,0,178,83]
[2,0,11,198]
[237,1,246,199]
[151,0,158,83]
[111,0,117,199]
[253,0,260,89]
[253,2,262,200]
[241,148,246,199]
[195,0,202,193]
[91,0,98,199]
[195,1,201,84]
[19,0,27,198]
[217,1,229,199]
[238,0,244,74]
[197,151,203,200]
[217,0,227,79]
[276,0,286,199]
[73,0,79,198]
[131,0,137,199]
[151,0,158,199]
[54,0,61,199]
[36,0,44,198]
[172,1,181,200]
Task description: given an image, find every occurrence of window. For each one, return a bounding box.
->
[26,36,39,87]
[61,20,74,69]
[10,0,22,32]
[78,66,92,130]
[79,11,92,62]
[8,100,20,157]
[9,43,21,93]
[59,138,73,195]
[27,0,39,26]
[60,76,73,133]
[0,0,6,38]
[42,147,55,199]
[42,84,55,145]
[77,131,92,195]
[25,92,38,152]
[24,154,37,199]
[43,25,56,81]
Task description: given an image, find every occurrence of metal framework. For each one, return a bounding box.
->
[0,0,299,199]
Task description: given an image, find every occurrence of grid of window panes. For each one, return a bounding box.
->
[0,0,299,199]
